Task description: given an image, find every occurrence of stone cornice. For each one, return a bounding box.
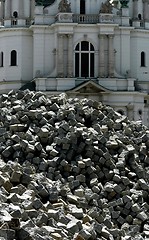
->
[0,27,32,33]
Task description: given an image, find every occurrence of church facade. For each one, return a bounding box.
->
[0,0,149,126]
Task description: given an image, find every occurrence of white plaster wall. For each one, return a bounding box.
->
[33,28,45,77]
[104,93,145,123]
[133,94,145,122]
[11,0,19,14]
[129,0,133,18]
[44,30,56,77]
[33,23,103,79]
[4,0,31,19]
[32,27,56,78]
[1,31,21,81]
[21,32,33,81]
[138,0,143,18]
[130,31,149,81]
[0,33,5,81]
[114,28,131,77]
[0,29,32,82]
[24,0,30,18]
[114,29,121,76]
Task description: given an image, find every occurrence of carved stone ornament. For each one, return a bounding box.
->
[58,0,71,13]
[100,14,114,23]
[56,12,73,22]
[99,0,113,14]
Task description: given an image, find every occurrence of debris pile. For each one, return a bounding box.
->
[0,90,149,240]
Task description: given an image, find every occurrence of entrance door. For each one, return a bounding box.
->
[75,41,95,78]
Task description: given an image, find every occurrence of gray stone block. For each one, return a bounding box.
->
[0,229,15,240]
[67,220,80,234]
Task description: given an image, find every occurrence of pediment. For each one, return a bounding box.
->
[68,80,111,94]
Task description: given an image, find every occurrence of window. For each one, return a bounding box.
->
[141,51,145,67]
[80,0,85,14]
[12,11,18,25]
[138,14,141,20]
[12,19,17,25]
[75,41,95,78]
[0,52,4,67]
[13,11,18,18]
[11,50,17,66]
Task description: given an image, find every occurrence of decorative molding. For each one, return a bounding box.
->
[56,13,73,23]
[99,14,114,23]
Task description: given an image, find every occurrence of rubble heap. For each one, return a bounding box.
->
[0,90,149,240]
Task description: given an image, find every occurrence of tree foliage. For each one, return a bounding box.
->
[35,0,54,7]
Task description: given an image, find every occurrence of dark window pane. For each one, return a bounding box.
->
[90,53,94,77]
[81,41,89,51]
[11,50,17,66]
[0,52,3,67]
[75,43,79,51]
[141,51,145,67]
[80,0,85,14]
[13,11,18,18]
[75,53,79,77]
[81,53,89,77]
[90,43,94,51]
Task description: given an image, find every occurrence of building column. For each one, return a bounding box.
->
[143,0,149,20]
[67,34,73,77]
[30,0,35,19]
[108,35,114,77]
[99,34,105,77]
[0,0,4,19]
[57,34,64,77]
[5,0,11,18]
[19,0,24,18]
[133,0,138,19]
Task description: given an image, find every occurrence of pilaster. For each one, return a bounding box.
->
[19,0,24,18]
[0,0,4,19]
[143,0,149,21]
[133,0,138,19]
[30,0,35,19]
[67,34,73,77]
[5,0,11,19]
[57,34,64,77]
[108,35,114,77]
[99,34,105,77]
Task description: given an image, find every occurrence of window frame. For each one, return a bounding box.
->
[141,51,146,67]
[10,50,17,66]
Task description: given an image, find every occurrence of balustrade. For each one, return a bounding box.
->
[73,14,99,24]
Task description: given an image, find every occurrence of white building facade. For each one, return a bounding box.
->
[0,0,149,126]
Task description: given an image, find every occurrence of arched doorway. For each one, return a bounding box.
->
[75,41,95,78]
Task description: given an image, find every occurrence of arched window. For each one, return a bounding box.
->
[12,12,18,25]
[0,52,4,67]
[13,11,18,18]
[75,41,95,78]
[11,50,17,66]
[138,14,141,20]
[141,51,145,67]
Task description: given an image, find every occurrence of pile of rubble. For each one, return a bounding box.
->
[0,90,149,240]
